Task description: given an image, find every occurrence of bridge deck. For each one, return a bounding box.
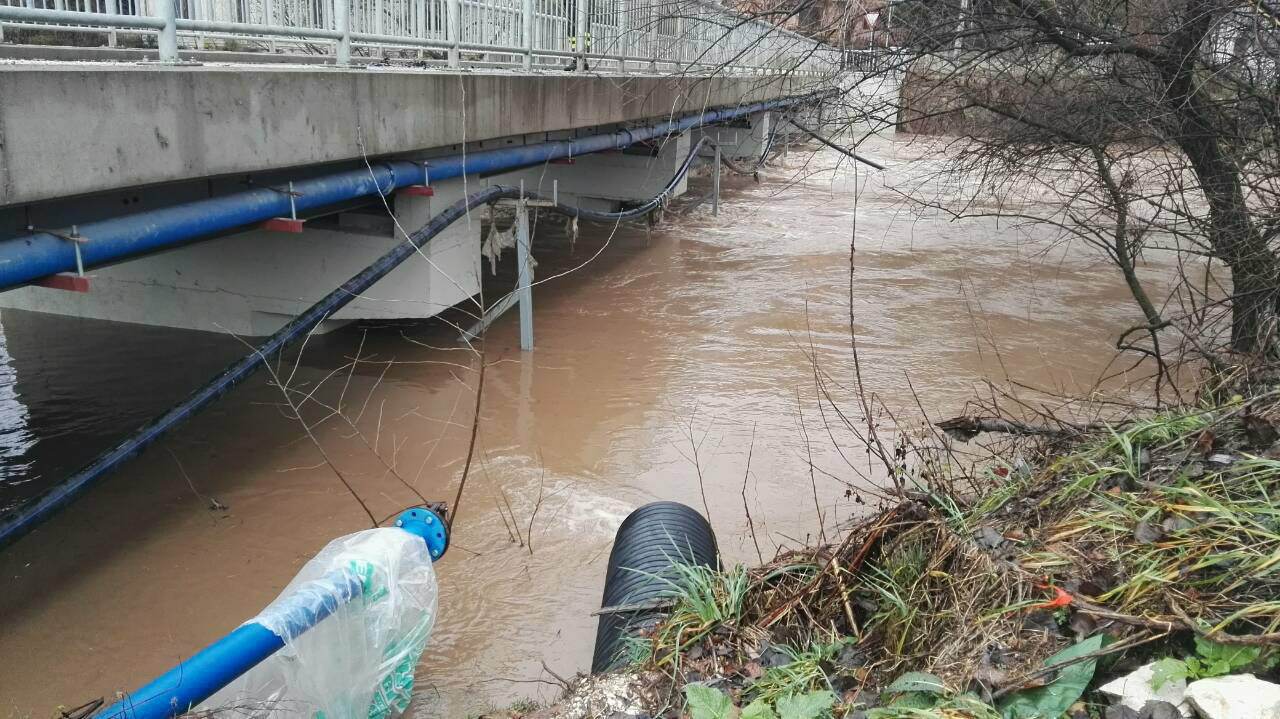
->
[0,62,812,208]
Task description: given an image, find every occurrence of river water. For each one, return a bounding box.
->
[0,133,1167,717]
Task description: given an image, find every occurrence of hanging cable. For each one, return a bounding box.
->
[788,119,888,170]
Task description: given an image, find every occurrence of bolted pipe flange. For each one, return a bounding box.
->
[395,507,449,561]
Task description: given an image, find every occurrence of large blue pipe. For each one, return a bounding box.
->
[96,592,353,719]
[0,94,818,291]
[95,508,448,719]
[0,94,818,549]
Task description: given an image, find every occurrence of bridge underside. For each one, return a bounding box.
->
[0,66,817,335]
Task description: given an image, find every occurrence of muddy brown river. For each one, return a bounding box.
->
[0,134,1169,717]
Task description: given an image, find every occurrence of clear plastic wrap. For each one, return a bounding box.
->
[200,527,439,718]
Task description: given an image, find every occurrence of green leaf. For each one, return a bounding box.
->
[685,683,735,719]
[1151,658,1189,690]
[775,690,836,719]
[998,634,1105,719]
[886,691,937,710]
[885,671,946,695]
[1194,638,1260,672]
[741,699,779,719]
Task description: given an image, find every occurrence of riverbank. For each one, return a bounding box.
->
[509,362,1280,719]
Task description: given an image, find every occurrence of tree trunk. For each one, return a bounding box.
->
[1162,0,1278,353]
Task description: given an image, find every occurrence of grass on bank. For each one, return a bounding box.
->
[610,392,1280,718]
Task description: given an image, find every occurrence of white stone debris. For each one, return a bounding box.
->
[1098,662,1193,718]
[538,672,658,719]
[1185,674,1280,719]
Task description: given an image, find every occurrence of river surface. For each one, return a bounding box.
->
[0,133,1172,717]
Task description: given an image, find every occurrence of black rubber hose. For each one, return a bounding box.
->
[590,501,718,673]
[788,119,887,170]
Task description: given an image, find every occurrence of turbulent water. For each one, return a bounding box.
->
[0,134,1172,717]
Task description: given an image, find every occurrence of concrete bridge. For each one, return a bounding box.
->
[0,0,891,548]
[0,0,853,337]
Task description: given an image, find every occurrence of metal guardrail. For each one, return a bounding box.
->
[0,0,848,74]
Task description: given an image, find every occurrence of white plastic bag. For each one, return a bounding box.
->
[200,527,439,718]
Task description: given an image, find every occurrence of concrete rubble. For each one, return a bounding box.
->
[1184,674,1280,719]
[529,671,659,719]
[1098,662,1193,718]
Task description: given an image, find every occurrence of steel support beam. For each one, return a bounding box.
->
[515,199,533,351]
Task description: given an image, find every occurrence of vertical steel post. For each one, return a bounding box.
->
[374,0,382,37]
[103,0,117,45]
[447,0,460,67]
[574,0,586,71]
[521,0,532,69]
[712,144,720,217]
[647,0,656,71]
[515,200,534,351]
[264,0,275,48]
[335,0,351,64]
[156,0,178,62]
[674,13,683,66]
[615,0,627,71]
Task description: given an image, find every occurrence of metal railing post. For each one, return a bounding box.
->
[521,0,532,69]
[447,0,460,67]
[574,0,586,71]
[616,0,627,72]
[156,0,178,62]
[674,13,682,67]
[335,0,351,64]
[264,0,276,51]
[647,0,656,70]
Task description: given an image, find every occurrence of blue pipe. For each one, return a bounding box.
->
[0,94,820,291]
[95,508,447,719]
[0,94,819,550]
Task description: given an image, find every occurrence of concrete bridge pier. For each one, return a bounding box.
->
[693,111,775,164]
[487,132,693,212]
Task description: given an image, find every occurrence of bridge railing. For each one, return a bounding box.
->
[0,0,844,75]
